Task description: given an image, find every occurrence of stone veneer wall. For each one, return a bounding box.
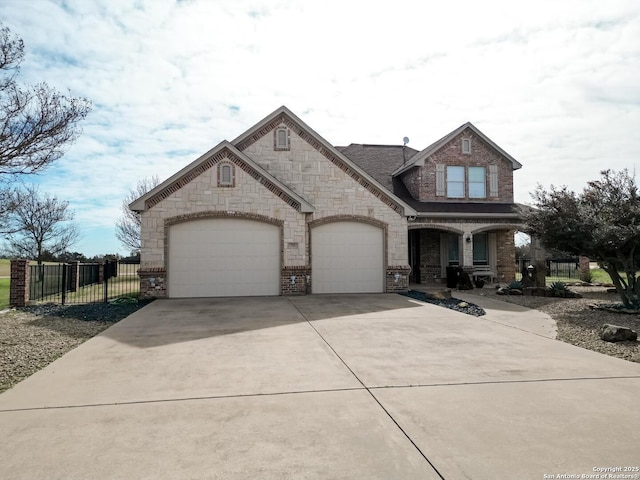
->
[400,130,514,203]
[139,123,411,297]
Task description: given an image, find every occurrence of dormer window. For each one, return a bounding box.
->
[274,127,290,151]
[462,138,471,154]
[217,162,235,187]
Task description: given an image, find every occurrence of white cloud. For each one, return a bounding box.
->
[0,0,639,255]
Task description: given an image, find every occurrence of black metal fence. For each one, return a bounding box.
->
[515,257,580,282]
[28,261,140,305]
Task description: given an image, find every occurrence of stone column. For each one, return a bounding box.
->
[461,232,474,271]
[10,259,30,307]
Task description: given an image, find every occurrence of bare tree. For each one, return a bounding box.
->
[3,185,80,264]
[116,175,160,254]
[0,24,91,221]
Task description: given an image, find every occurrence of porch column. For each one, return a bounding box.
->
[461,231,474,270]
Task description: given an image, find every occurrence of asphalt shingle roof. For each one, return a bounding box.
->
[336,144,419,191]
[339,143,521,217]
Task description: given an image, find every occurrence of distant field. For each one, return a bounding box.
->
[0,259,9,277]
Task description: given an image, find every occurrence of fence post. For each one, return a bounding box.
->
[103,261,108,303]
[69,261,80,292]
[10,259,30,307]
[61,265,67,305]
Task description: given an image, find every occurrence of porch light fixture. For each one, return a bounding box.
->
[465,235,472,243]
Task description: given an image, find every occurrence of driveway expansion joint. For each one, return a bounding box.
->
[286,297,448,480]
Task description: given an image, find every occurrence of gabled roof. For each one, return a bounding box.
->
[393,122,523,177]
[231,106,417,217]
[335,144,419,191]
[129,141,315,213]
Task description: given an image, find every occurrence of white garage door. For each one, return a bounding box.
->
[168,218,280,298]
[312,221,384,294]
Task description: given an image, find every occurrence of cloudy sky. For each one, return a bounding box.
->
[1,0,639,256]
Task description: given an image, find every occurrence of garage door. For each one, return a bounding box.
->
[168,218,280,297]
[312,221,384,294]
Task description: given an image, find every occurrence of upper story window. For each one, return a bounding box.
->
[217,162,235,187]
[446,166,465,198]
[462,138,471,154]
[468,166,486,198]
[274,126,290,151]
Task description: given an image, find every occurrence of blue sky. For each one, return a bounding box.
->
[1,0,639,256]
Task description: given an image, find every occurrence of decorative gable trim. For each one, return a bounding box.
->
[130,142,315,214]
[234,109,414,216]
[393,122,522,177]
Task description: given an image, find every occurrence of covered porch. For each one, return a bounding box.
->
[408,221,520,287]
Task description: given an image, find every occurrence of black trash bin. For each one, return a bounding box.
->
[446,266,459,288]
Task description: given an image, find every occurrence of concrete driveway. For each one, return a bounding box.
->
[1,294,639,479]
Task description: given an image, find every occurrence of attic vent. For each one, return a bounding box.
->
[274,127,290,151]
[462,138,471,154]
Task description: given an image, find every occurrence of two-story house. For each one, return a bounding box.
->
[131,106,523,298]
[338,123,522,286]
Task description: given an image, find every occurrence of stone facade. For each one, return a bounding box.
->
[138,113,411,297]
[135,107,523,298]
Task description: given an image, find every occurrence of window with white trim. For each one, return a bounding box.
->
[462,138,471,154]
[446,166,465,198]
[217,162,234,187]
[274,127,289,151]
[468,166,486,198]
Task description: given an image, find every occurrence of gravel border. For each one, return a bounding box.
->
[0,301,150,393]
[465,286,640,363]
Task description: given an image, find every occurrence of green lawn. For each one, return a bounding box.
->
[0,278,9,309]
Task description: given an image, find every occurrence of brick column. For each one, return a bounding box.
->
[138,268,167,299]
[10,259,30,307]
[386,265,411,292]
[579,256,591,282]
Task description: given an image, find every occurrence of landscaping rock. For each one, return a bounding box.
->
[399,291,485,317]
[600,324,638,343]
[510,289,523,296]
[423,289,452,300]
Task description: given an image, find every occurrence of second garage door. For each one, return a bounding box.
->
[312,221,384,294]
[168,218,280,298]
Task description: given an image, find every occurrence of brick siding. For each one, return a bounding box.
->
[10,259,30,307]
[400,131,514,203]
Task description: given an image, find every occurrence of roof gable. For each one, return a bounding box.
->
[232,106,417,216]
[393,122,522,176]
[129,141,315,213]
